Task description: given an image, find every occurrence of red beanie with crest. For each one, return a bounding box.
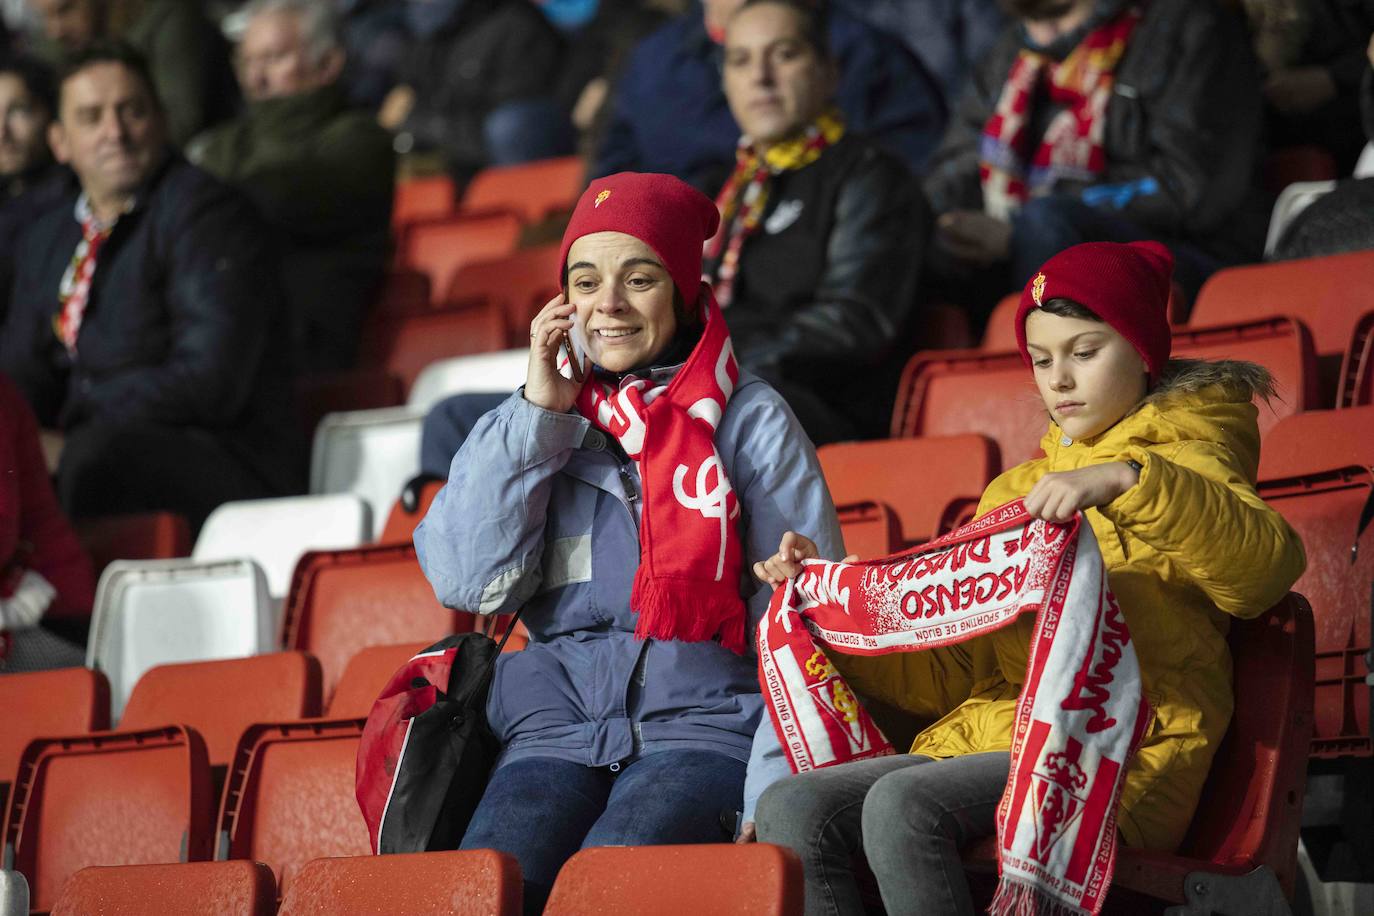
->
[1014,240,1175,383]
[559,172,721,305]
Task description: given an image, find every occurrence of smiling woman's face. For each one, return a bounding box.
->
[566,231,678,373]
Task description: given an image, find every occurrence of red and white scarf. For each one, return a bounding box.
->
[54,197,121,355]
[575,288,747,653]
[979,7,1142,221]
[760,501,1151,915]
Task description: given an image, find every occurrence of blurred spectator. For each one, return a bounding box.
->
[924,0,1267,316]
[0,43,304,530]
[28,0,238,144]
[592,0,947,192]
[337,0,410,107]
[836,0,1005,105]
[0,373,94,674]
[705,0,929,442]
[189,0,395,373]
[1244,0,1374,171]
[378,0,571,183]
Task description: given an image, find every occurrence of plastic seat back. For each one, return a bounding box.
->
[73,512,191,583]
[442,243,561,325]
[309,406,424,532]
[1169,318,1318,429]
[87,559,274,720]
[819,436,998,547]
[370,267,432,315]
[193,495,372,600]
[395,213,522,297]
[378,480,444,547]
[278,850,521,915]
[217,720,370,895]
[460,156,584,223]
[544,844,804,915]
[281,543,473,700]
[1341,310,1374,407]
[392,175,455,228]
[406,349,529,412]
[835,502,900,560]
[326,642,430,717]
[51,861,276,916]
[3,726,214,911]
[368,303,510,392]
[120,653,323,768]
[0,668,109,814]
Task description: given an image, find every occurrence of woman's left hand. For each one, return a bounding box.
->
[1024,462,1139,523]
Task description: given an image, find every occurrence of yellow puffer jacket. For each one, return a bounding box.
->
[837,360,1306,851]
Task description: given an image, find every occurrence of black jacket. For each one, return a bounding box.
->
[924,0,1268,261]
[706,133,931,436]
[0,156,304,494]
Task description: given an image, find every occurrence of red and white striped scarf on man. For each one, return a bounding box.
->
[979,7,1142,221]
[575,288,748,653]
[760,501,1151,915]
[54,198,121,354]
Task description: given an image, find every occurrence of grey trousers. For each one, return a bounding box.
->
[755,752,1011,916]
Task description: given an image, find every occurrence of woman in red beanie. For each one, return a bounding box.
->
[415,172,842,914]
[750,241,1306,916]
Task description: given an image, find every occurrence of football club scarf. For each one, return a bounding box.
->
[759,500,1151,914]
[575,288,747,653]
[979,7,1142,221]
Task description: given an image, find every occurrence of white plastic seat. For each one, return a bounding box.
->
[1355,142,1374,179]
[309,406,424,532]
[1264,179,1337,257]
[86,558,273,721]
[407,348,530,412]
[193,494,372,599]
[0,871,28,916]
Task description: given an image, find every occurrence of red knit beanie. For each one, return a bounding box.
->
[559,172,721,305]
[1014,241,1175,383]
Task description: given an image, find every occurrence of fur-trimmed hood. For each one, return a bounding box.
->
[1144,358,1276,408]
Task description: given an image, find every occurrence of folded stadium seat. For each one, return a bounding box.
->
[309,405,425,535]
[324,642,431,718]
[371,266,433,314]
[1189,252,1374,405]
[392,174,456,229]
[295,368,406,440]
[118,653,323,771]
[834,502,901,560]
[818,436,999,547]
[406,348,530,414]
[459,156,585,224]
[364,302,511,394]
[216,719,370,896]
[280,543,473,702]
[544,844,804,915]
[378,479,443,546]
[1341,311,1374,407]
[962,594,1315,910]
[1263,181,1339,257]
[442,243,561,334]
[394,212,523,298]
[86,558,275,720]
[50,861,276,916]
[192,495,372,603]
[1169,317,1319,432]
[2,725,215,911]
[0,668,109,816]
[0,870,27,916]
[982,282,1192,351]
[1264,145,1340,194]
[277,850,522,915]
[73,512,191,584]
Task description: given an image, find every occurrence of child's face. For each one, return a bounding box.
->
[1024,310,1149,441]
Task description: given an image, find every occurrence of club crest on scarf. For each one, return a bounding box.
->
[759,501,1151,914]
[576,289,749,652]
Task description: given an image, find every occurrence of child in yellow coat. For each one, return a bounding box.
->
[750,241,1306,916]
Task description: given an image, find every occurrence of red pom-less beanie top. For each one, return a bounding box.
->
[559,172,721,305]
[1014,240,1175,384]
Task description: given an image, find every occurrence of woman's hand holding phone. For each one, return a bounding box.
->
[525,295,589,412]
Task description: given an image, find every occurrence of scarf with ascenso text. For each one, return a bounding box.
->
[575,288,747,653]
[760,500,1150,915]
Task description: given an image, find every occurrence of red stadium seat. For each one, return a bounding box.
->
[364,302,510,392]
[1341,310,1374,407]
[277,850,522,915]
[0,667,109,815]
[392,175,455,228]
[818,436,999,547]
[1264,145,1339,193]
[395,212,523,297]
[51,861,276,916]
[74,512,191,583]
[378,479,444,546]
[3,725,215,911]
[460,156,585,224]
[325,642,430,718]
[1169,317,1319,430]
[544,844,804,915]
[442,243,562,332]
[1258,406,1374,481]
[371,267,433,315]
[119,653,323,769]
[295,368,405,440]
[922,302,975,351]
[964,595,1315,909]
[280,543,474,701]
[216,719,370,896]
[835,501,901,560]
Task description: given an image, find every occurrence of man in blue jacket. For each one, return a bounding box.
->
[592,0,946,192]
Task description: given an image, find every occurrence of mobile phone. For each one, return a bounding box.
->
[561,324,586,383]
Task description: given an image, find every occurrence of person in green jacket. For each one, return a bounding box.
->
[189,0,396,372]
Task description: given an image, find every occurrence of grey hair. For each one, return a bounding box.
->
[242,0,343,64]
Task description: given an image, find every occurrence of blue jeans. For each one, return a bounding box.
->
[460,751,746,914]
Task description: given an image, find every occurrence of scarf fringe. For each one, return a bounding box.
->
[632,569,747,654]
[990,878,1087,916]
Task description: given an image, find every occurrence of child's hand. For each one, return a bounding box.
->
[1024,462,1139,523]
[753,531,858,586]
